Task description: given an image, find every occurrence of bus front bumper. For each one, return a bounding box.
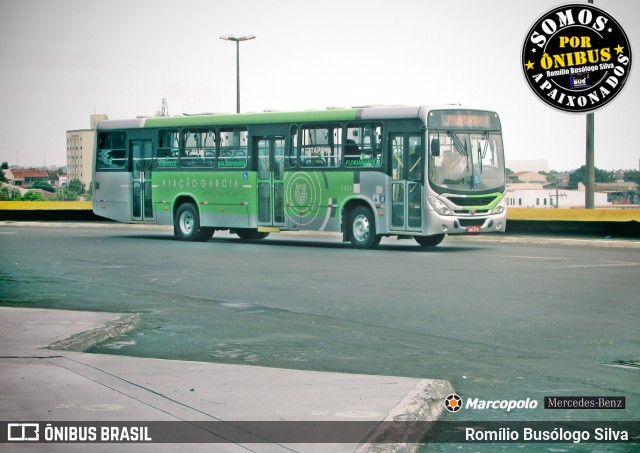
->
[426,211,507,236]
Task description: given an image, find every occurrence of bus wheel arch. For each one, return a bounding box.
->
[173,198,213,242]
[343,201,381,249]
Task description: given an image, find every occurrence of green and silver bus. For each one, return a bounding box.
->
[92,105,506,248]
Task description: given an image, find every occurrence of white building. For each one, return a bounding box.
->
[66,114,108,188]
[506,183,611,208]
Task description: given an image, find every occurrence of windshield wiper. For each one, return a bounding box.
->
[448,131,467,157]
[478,132,490,174]
[449,131,474,189]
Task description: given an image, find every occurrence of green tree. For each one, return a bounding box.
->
[540,170,561,179]
[56,178,86,200]
[0,162,7,183]
[56,187,79,201]
[67,179,85,195]
[1,186,21,200]
[568,165,615,188]
[21,191,45,201]
[624,169,640,184]
[32,180,56,192]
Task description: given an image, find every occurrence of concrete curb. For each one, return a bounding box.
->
[46,313,140,352]
[449,233,640,248]
[355,379,454,453]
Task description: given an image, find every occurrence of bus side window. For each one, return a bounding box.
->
[300,125,341,168]
[156,130,179,168]
[182,129,215,168]
[408,136,422,181]
[345,139,359,156]
[344,123,383,168]
[288,126,298,168]
[97,132,127,170]
[219,128,248,168]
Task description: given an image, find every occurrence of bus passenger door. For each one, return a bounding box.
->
[131,139,154,221]
[390,134,423,231]
[256,136,285,227]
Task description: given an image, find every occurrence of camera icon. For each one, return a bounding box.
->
[7,423,40,442]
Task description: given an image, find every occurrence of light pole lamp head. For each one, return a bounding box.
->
[220,35,256,42]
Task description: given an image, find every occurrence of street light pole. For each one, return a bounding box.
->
[585,0,595,209]
[220,35,256,114]
[586,112,595,208]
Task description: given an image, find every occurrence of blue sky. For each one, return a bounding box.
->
[0,0,638,171]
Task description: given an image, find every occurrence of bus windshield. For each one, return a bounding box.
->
[429,130,505,192]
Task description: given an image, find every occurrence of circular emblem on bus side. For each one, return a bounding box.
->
[285,172,323,226]
[295,183,308,205]
[521,3,632,114]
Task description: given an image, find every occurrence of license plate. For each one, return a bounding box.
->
[466,226,481,233]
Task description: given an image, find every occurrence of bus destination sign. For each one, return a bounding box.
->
[442,115,491,128]
[429,111,495,129]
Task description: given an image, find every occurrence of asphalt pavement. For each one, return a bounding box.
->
[1,222,639,452]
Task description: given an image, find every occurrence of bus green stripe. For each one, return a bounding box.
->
[143,109,360,128]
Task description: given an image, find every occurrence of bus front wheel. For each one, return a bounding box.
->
[174,203,214,242]
[414,234,445,247]
[349,206,381,249]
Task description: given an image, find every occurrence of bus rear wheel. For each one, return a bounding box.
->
[349,206,381,249]
[414,234,445,247]
[174,203,214,242]
[235,229,270,240]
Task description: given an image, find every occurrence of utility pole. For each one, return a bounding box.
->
[550,180,567,208]
[585,0,595,208]
[586,112,595,208]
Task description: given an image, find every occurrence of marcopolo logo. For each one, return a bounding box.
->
[522,3,632,113]
[444,395,538,413]
[444,394,463,413]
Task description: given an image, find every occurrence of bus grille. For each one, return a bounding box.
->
[447,196,497,207]
[454,209,489,215]
[459,218,486,227]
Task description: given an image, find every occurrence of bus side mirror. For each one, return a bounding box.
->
[430,138,440,157]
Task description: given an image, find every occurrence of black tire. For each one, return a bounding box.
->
[236,228,270,240]
[414,234,445,247]
[196,228,215,242]
[349,205,381,249]
[174,203,214,242]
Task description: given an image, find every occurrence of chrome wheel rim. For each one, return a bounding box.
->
[352,214,370,242]
[179,211,194,235]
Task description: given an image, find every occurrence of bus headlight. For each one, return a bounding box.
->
[491,200,506,215]
[427,196,453,216]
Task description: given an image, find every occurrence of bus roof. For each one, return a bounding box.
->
[96,105,496,130]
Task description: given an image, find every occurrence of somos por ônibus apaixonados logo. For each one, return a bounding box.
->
[522,3,632,113]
